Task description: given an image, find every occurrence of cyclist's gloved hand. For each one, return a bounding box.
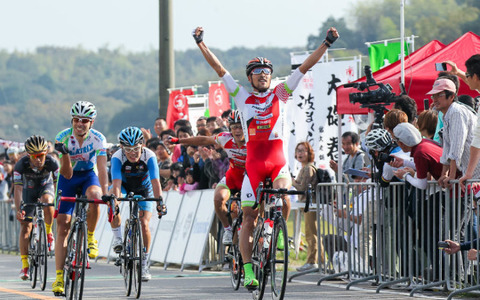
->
[54,143,69,155]
[192,27,204,44]
[168,136,179,144]
[157,198,167,218]
[102,194,114,203]
[324,27,338,46]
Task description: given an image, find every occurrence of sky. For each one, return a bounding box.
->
[0,0,354,53]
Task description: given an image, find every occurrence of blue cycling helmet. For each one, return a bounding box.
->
[118,127,144,146]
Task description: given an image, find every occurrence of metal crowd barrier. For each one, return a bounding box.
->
[0,200,20,252]
[289,179,480,299]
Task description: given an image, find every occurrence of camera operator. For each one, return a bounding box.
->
[365,128,414,276]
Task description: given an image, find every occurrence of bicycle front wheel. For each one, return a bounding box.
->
[252,218,267,300]
[270,217,288,300]
[122,221,133,296]
[29,227,38,289]
[67,223,87,300]
[132,222,143,299]
[37,222,48,291]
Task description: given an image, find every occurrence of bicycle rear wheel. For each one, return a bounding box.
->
[122,221,133,296]
[229,222,242,290]
[29,227,38,289]
[37,222,48,291]
[67,223,87,300]
[252,219,267,300]
[132,222,143,299]
[270,217,288,300]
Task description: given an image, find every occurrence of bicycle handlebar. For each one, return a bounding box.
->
[60,196,115,222]
[252,184,313,213]
[116,193,167,219]
[21,202,55,209]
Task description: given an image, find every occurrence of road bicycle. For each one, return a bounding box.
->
[250,179,312,300]
[56,193,114,300]
[225,193,243,290]
[115,193,166,299]
[21,201,54,291]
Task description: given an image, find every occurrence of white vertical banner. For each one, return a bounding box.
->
[289,55,360,172]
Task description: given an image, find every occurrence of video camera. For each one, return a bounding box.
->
[346,66,396,105]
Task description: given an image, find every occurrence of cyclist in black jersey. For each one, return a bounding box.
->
[13,135,59,280]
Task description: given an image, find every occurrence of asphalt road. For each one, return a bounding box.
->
[0,253,448,299]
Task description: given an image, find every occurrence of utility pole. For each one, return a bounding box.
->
[159,0,174,118]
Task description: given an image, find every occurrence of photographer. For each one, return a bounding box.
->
[329,131,366,183]
[365,128,412,276]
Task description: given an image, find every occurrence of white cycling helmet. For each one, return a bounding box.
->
[365,128,392,151]
[70,101,97,119]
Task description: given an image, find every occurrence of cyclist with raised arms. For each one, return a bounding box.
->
[171,110,246,245]
[52,101,109,294]
[110,126,163,281]
[193,26,339,288]
[14,135,59,280]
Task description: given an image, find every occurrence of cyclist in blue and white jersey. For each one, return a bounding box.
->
[52,101,109,294]
[110,127,163,281]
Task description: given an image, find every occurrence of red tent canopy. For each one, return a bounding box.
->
[337,38,451,114]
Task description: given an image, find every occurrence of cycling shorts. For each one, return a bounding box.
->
[57,169,100,215]
[23,182,55,220]
[217,167,244,194]
[120,185,154,212]
[241,140,290,208]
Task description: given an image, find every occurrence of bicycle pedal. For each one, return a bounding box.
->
[114,258,122,267]
[53,292,65,297]
[246,285,258,292]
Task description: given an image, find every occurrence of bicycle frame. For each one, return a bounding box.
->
[116,193,165,299]
[250,181,313,300]
[21,201,54,291]
[58,195,113,299]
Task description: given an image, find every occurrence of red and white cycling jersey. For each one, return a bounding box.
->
[221,68,305,205]
[222,68,303,145]
[214,132,246,170]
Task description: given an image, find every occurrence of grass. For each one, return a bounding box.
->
[286,217,308,270]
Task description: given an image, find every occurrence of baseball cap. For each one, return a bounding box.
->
[426,78,457,95]
[393,123,422,147]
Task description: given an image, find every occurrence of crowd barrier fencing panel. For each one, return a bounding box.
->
[0,201,18,251]
[95,203,111,260]
[146,192,170,264]
[164,191,201,267]
[149,191,183,264]
[0,201,9,250]
[182,189,216,271]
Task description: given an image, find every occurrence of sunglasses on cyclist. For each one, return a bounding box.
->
[229,124,242,130]
[123,145,142,153]
[251,68,272,75]
[72,117,92,124]
[29,152,47,160]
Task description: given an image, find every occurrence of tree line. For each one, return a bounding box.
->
[0,0,478,142]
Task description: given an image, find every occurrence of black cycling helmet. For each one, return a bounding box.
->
[246,57,273,77]
[365,129,393,151]
[24,135,48,154]
[228,110,241,125]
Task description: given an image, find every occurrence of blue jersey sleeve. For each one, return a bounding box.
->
[111,157,123,181]
[147,155,160,180]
